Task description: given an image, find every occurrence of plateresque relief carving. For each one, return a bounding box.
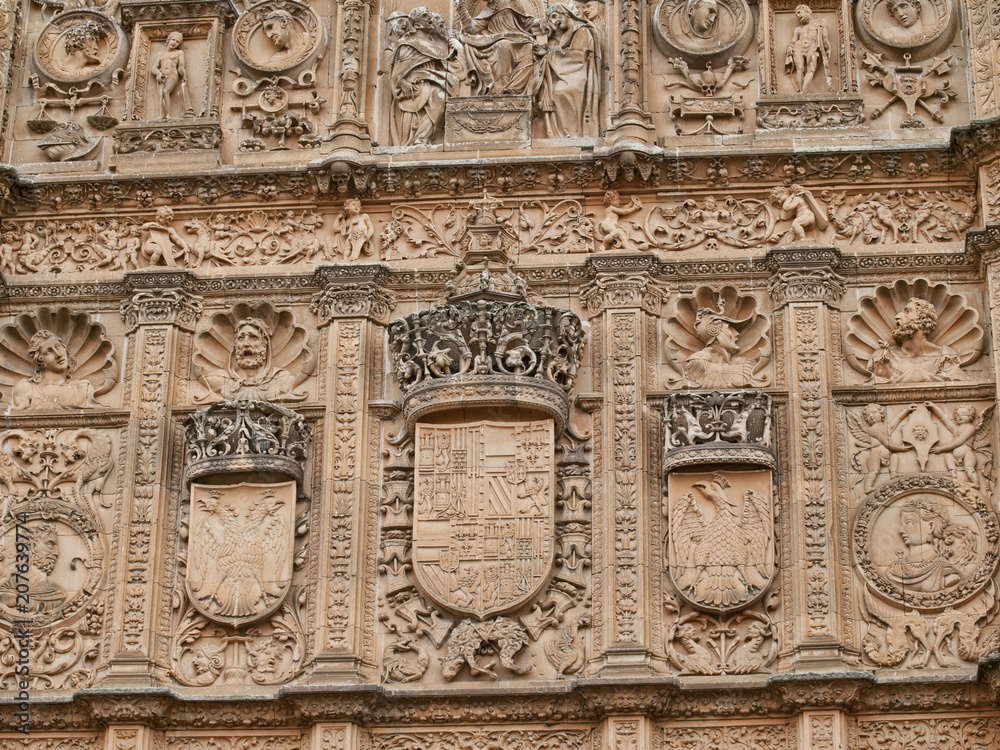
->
[652,0,754,63]
[845,280,984,384]
[232,0,326,75]
[824,188,974,244]
[784,4,833,93]
[855,0,957,59]
[32,11,128,86]
[0,307,116,411]
[663,285,771,388]
[848,401,995,494]
[192,302,316,404]
[854,475,1000,667]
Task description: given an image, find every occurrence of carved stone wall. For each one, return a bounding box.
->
[3,1,1000,749]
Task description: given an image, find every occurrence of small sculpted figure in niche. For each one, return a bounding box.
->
[141,207,191,266]
[387,8,458,146]
[262,9,306,68]
[887,499,976,593]
[536,3,602,138]
[596,190,643,250]
[196,316,307,403]
[12,330,102,411]
[0,523,66,614]
[686,0,719,38]
[332,199,375,260]
[455,0,543,96]
[769,184,829,243]
[784,5,832,93]
[153,31,193,119]
[884,0,924,43]
[868,297,965,383]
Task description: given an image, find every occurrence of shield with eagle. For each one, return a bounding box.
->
[413,420,556,618]
[186,480,297,626]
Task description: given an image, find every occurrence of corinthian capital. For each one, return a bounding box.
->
[311,263,396,324]
[766,246,845,310]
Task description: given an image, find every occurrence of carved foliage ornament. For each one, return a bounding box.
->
[33,10,128,85]
[413,421,555,618]
[663,285,771,388]
[652,0,754,63]
[192,302,315,404]
[0,307,117,411]
[845,279,983,384]
[187,481,297,626]
[232,0,326,75]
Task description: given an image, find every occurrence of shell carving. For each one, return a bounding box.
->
[0,307,117,394]
[192,302,315,404]
[845,279,983,383]
[664,285,771,388]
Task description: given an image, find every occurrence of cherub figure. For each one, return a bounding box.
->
[927,403,994,494]
[332,199,375,260]
[141,206,191,266]
[770,184,828,243]
[596,190,643,251]
[848,403,911,492]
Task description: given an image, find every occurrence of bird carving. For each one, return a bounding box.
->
[544,614,590,678]
[189,489,288,618]
[670,474,772,609]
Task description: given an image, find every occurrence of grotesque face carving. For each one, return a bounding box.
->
[30,523,60,575]
[234,319,269,370]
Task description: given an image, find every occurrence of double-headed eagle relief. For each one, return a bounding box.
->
[413,421,555,618]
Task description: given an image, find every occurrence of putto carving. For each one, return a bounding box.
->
[192,302,316,403]
[232,0,326,75]
[663,285,771,388]
[663,391,773,471]
[667,470,775,612]
[825,189,974,244]
[331,199,375,260]
[652,0,754,63]
[855,0,957,60]
[412,421,555,618]
[845,280,984,383]
[184,400,311,484]
[187,481,296,625]
[784,4,833,93]
[32,11,128,86]
[0,308,116,411]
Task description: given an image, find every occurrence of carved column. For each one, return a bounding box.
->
[766,247,847,670]
[580,256,667,673]
[971,227,1000,399]
[310,264,395,680]
[604,716,652,750]
[328,0,373,152]
[969,0,1000,120]
[0,0,16,158]
[606,0,656,145]
[107,273,202,685]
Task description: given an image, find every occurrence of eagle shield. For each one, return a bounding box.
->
[413,420,556,618]
[186,481,296,625]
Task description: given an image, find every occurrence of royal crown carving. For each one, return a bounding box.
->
[184,400,311,484]
[387,194,585,435]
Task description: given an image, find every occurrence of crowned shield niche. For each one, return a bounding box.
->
[413,420,556,618]
[186,481,297,626]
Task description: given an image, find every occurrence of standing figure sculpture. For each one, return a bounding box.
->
[536,3,601,138]
[784,5,832,93]
[387,8,458,146]
[333,199,376,260]
[455,0,543,96]
[153,31,194,119]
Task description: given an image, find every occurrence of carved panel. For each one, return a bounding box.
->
[32,11,129,87]
[855,0,957,60]
[652,0,755,64]
[855,716,1000,749]
[232,0,326,76]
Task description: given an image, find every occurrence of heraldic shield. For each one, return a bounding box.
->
[186,481,297,626]
[413,420,556,618]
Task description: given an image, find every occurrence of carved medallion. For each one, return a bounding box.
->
[652,0,754,64]
[854,475,999,611]
[0,501,104,629]
[32,11,127,85]
[855,0,957,59]
[667,469,775,613]
[412,421,555,618]
[186,481,297,626]
[232,0,326,75]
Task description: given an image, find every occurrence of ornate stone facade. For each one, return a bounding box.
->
[2,0,1000,748]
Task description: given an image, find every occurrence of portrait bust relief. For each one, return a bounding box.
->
[32,10,128,86]
[653,0,753,63]
[855,0,956,59]
[232,0,326,75]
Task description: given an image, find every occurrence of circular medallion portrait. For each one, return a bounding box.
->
[855,0,957,60]
[0,502,104,628]
[232,0,327,74]
[33,10,128,85]
[854,475,999,611]
[652,0,754,62]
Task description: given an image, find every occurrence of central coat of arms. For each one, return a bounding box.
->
[413,420,556,618]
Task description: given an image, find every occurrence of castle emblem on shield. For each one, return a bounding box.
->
[413,420,555,618]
